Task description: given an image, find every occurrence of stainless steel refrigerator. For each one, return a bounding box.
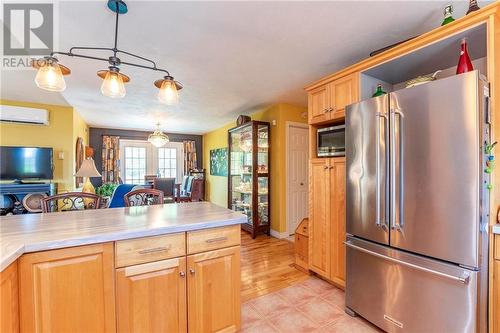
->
[345,71,491,333]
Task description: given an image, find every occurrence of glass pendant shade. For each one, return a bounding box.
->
[158,79,179,105]
[148,123,169,147]
[100,70,126,98]
[35,61,66,92]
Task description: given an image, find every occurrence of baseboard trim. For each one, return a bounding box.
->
[270,229,289,239]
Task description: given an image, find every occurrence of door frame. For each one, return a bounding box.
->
[285,121,309,237]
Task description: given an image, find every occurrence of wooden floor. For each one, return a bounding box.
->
[240,231,310,302]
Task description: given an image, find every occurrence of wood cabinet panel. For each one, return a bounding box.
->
[308,85,329,124]
[19,243,115,333]
[328,73,358,120]
[330,157,346,287]
[0,261,19,333]
[309,159,331,277]
[115,232,185,268]
[494,258,500,333]
[187,225,240,254]
[187,246,241,333]
[116,257,187,333]
[495,235,500,260]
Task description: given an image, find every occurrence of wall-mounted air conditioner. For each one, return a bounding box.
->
[0,105,50,125]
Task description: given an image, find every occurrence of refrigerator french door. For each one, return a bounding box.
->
[345,71,491,333]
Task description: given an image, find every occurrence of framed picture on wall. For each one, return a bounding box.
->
[210,148,228,176]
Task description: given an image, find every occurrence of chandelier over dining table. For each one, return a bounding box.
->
[32,0,182,105]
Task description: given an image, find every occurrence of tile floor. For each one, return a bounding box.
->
[242,276,382,333]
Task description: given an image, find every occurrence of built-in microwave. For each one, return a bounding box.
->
[317,124,345,157]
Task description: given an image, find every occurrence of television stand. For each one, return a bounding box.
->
[0,183,56,215]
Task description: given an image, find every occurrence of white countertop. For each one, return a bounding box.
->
[493,224,500,235]
[0,202,246,271]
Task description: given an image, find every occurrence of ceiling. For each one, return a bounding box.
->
[1,1,491,134]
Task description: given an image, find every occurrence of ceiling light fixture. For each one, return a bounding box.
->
[148,123,169,147]
[32,0,182,103]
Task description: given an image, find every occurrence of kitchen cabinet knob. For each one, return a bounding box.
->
[179,271,186,277]
[189,269,195,275]
[323,166,328,170]
[300,182,304,186]
[329,166,334,169]
[324,108,329,113]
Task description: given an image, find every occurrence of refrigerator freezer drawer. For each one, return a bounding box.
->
[345,237,478,333]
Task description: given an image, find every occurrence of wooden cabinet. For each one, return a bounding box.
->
[494,235,500,333]
[309,157,346,288]
[1,261,19,333]
[19,243,116,333]
[308,73,359,125]
[116,257,187,333]
[309,159,331,277]
[329,158,346,286]
[187,246,241,333]
[308,85,329,124]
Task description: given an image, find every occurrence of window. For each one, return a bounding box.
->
[120,140,184,184]
[158,147,177,178]
[124,146,147,184]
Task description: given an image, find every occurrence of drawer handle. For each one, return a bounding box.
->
[205,236,228,243]
[138,246,171,254]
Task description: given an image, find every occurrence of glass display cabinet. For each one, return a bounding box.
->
[228,121,270,238]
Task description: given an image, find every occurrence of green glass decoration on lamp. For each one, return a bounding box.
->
[441,5,455,26]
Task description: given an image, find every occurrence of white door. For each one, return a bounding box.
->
[287,124,309,235]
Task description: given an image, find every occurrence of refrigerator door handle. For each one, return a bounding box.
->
[375,112,388,229]
[394,109,405,229]
[345,241,470,284]
[390,108,404,230]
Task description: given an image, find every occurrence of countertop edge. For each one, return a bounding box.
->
[1,216,246,271]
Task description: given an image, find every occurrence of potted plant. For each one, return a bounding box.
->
[96,183,118,208]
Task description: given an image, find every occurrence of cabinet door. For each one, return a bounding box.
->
[309,158,331,278]
[187,246,241,333]
[329,73,359,120]
[1,261,19,333]
[494,256,500,333]
[330,157,346,287]
[308,85,329,124]
[19,243,115,333]
[116,257,187,333]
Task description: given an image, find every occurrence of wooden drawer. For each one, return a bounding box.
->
[187,225,240,254]
[495,235,500,261]
[116,233,186,268]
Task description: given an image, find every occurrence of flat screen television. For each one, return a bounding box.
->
[0,146,54,180]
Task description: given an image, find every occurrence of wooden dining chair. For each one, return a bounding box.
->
[41,192,102,213]
[124,189,164,207]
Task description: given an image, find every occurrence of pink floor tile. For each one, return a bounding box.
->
[315,315,379,333]
[321,288,345,308]
[277,284,317,306]
[299,277,336,294]
[269,308,320,333]
[298,297,345,327]
[241,319,279,333]
[247,292,291,316]
[241,303,262,329]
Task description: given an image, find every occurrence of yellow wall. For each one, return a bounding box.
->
[0,99,88,192]
[203,103,307,234]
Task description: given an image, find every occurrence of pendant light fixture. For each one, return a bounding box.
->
[32,0,182,103]
[33,56,70,92]
[148,123,169,147]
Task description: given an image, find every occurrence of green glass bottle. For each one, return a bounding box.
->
[441,5,455,26]
[372,84,387,97]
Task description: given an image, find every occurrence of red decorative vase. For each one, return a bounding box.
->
[456,38,473,74]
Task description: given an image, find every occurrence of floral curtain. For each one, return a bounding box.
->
[102,135,120,183]
[183,140,197,174]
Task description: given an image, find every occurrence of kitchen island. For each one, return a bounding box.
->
[0,202,246,332]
